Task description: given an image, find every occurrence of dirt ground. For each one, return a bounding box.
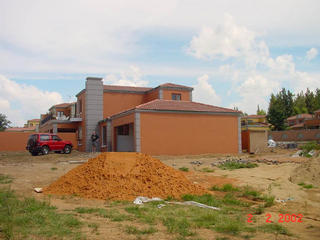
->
[1,149,320,240]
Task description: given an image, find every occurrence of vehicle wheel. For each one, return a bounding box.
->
[63,145,72,154]
[31,151,38,156]
[42,146,49,155]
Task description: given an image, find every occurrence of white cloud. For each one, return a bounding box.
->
[193,74,221,106]
[188,15,320,114]
[103,66,148,87]
[306,47,318,61]
[0,75,63,126]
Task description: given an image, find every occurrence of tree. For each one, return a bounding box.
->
[305,88,317,113]
[256,105,266,115]
[278,88,294,119]
[293,91,308,115]
[315,88,320,111]
[267,94,286,131]
[0,113,11,131]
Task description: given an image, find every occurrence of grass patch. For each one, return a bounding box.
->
[0,174,13,184]
[258,223,291,235]
[298,182,314,189]
[218,162,258,170]
[50,167,57,171]
[125,225,157,235]
[179,167,189,172]
[200,167,214,173]
[211,184,240,192]
[74,207,132,222]
[0,188,82,240]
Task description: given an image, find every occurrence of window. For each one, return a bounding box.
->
[316,133,320,139]
[281,134,288,140]
[79,100,82,113]
[57,111,64,117]
[117,124,129,135]
[52,135,61,141]
[171,93,181,100]
[40,135,50,141]
[102,126,107,146]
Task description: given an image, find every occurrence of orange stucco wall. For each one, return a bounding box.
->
[103,92,144,118]
[0,132,78,151]
[140,112,239,155]
[162,89,190,101]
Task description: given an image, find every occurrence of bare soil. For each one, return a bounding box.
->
[1,149,320,240]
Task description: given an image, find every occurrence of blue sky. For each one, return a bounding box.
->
[0,0,319,126]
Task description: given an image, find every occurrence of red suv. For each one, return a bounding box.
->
[26,133,73,156]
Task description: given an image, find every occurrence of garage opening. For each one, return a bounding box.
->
[115,123,134,152]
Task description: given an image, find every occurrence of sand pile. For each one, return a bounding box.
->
[44,152,206,200]
[290,157,320,186]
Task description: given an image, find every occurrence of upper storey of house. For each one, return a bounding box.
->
[76,77,194,119]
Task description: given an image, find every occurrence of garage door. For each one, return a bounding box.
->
[116,123,134,152]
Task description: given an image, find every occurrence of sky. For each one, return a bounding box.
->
[0,0,319,126]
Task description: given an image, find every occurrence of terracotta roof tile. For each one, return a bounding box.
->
[5,127,36,132]
[28,119,40,122]
[287,114,313,120]
[159,83,193,89]
[103,85,152,92]
[54,103,72,108]
[135,99,240,113]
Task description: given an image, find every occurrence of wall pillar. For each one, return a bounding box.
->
[134,112,141,152]
[85,77,103,152]
[238,116,242,154]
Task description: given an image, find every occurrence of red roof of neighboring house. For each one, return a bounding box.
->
[159,83,193,89]
[135,99,240,113]
[290,123,304,129]
[28,119,40,122]
[54,103,72,108]
[103,85,152,92]
[243,115,266,119]
[315,109,320,113]
[287,114,313,121]
[5,127,36,132]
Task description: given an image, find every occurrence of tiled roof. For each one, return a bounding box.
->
[54,103,72,108]
[103,85,152,92]
[315,109,320,113]
[28,119,40,122]
[287,114,313,120]
[135,99,240,113]
[159,83,193,89]
[290,123,304,129]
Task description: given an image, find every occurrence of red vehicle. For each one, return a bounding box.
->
[26,133,73,156]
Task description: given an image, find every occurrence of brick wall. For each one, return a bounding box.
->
[269,129,320,142]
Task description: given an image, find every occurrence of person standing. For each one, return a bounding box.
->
[91,131,99,153]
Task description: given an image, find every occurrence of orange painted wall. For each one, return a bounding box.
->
[143,89,159,103]
[140,112,239,155]
[103,92,144,118]
[0,132,78,151]
[162,89,190,101]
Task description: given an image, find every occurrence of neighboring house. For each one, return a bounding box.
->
[39,77,242,155]
[304,110,320,129]
[39,102,81,133]
[241,115,269,131]
[286,114,314,130]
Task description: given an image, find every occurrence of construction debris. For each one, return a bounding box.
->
[133,196,220,211]
[34,188,43,193]
[44,152,207,200]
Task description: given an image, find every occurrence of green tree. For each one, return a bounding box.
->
[305,88,317,113]
[315,88,320,111]
[0,113,11,131]
[278,88,294,119]
[256,105,266,115]
[267,94,286,130]
[293,91,308,115]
